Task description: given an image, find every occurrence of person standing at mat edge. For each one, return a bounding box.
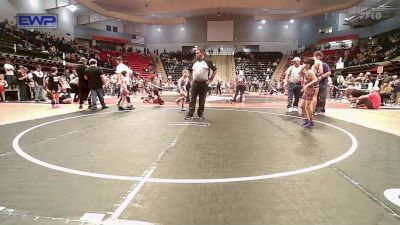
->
[284,57,302,112]
[85,59,108,110]
[185,49,217,120]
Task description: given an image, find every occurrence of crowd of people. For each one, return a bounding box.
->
[346,34,400,66]
[285,52,400,111]
[1,15,399,128]
[0,55,165,108]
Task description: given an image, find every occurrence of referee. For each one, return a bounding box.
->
[185,49,217,120]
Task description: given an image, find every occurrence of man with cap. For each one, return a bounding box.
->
[76,57,91,109]
[355,87,381,109]
[284,57,302,112]
[85,59,108,110]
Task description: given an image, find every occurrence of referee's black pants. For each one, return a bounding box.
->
[78,85,91,105]
[188,80,208,117]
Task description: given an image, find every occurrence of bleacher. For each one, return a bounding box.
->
[343,60,400,76]
[0,28,51,59]
[98,50,155,79]
[234,52,282,81]
[160,52,195,82]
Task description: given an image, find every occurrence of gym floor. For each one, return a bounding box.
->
[0,94,399,225]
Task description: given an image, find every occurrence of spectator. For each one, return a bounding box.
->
[0,74,8,101]
[16,67,28,101]
[4,59,15,89]
[393,76,400,105]
[32,65,45,102]
[379,80,393,105]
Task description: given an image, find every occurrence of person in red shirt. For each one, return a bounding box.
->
[355,87,381,109]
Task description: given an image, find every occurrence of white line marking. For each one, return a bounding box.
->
[168,122,210,127]
[168,121,210,125]
[12,108,358,184]
[106,126,187,222]
[79,213,106,224]
[103,219,158,225]
[330,169,400,217]
[107,170,154,222]
[384,189,400,207]
[0,152,12,157]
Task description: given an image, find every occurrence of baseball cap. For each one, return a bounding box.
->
[88,58,97,64]
[292,57,301,62]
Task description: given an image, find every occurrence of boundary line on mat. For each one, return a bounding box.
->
[12,108,358,184]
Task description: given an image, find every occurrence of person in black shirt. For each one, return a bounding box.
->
[216,79,222,95]
[76,57,91,109]
[16,67,28,101]
[85,59,108,110]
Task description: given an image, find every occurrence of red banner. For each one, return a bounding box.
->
[318,34,359,44]
[92,35,128,44]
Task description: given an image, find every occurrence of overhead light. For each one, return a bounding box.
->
[157,28,161,32]
[258,25,262,30]
[261,20,266,24]
[180,27,185,31]
[289,19,294,23]
[66,5,77,12]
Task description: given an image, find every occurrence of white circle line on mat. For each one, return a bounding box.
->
[12,108,358,184]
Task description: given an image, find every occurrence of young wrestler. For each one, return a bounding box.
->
[47,67,61,108]
[300,58,318,128]
[175,69,189,111]
[0,74,8,101]
[118,71,134,110]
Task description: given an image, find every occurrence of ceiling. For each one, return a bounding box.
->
[75,0,365,24]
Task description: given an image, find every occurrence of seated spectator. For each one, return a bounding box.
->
[355,87,381,109]
[354,78,362,89]
[393,76,400,105]
[379,80,393,104]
